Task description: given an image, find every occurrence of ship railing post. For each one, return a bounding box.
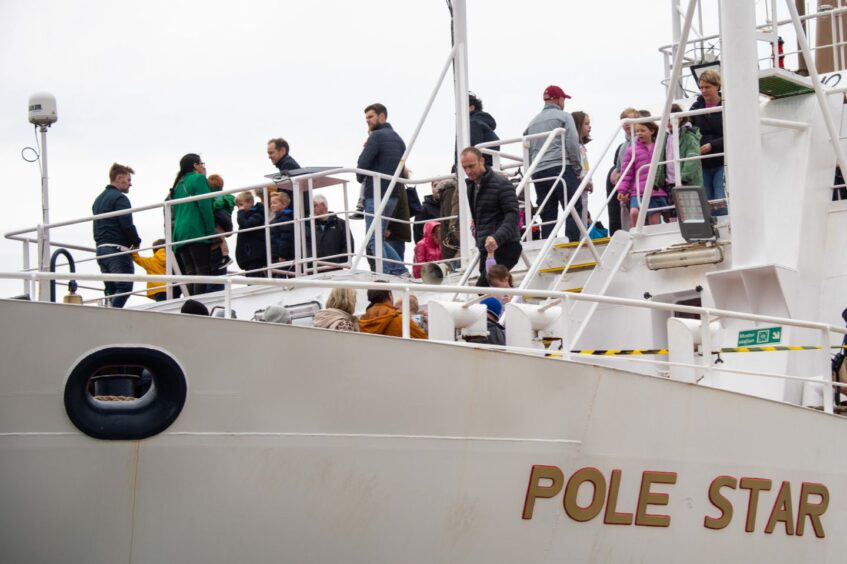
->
[163,201,175,300]
[21,240,31,297]
[822,326,834,414]
[374,176,384,274]
[700,311,713,384]
[224,279,232,319]
[293,178,304,276]
[341,180,352,268]
[262,185,272,279]
[308,177,318,276]
[402,286,411,339]
[36,224,49,302]
[562,293,572,361]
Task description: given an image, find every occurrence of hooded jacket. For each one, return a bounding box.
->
[358,302,427,339]
[131,247,166,299]
[616,140,668,199]
[313,308,359,332]
[470,110,500,165]
[413,221,442,278]
[356,123,406,200]
[274,154,302,173]
[270,208,294,261]
[235,203,267,269]
[655,124,703,188]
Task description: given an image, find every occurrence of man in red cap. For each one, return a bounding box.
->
[523,85,582,240]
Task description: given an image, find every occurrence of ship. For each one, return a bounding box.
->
[3,1,847,562]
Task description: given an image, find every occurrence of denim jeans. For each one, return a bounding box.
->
[96,246,134,308]
[364,197,408,275]
[703,166,727,216]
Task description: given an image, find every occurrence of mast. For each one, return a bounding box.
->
[718,0,766,266]
[451,0,472,268]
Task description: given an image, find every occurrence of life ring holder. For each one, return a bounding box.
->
[64,346,187,440]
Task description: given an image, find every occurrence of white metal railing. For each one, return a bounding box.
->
[6,268,845,414]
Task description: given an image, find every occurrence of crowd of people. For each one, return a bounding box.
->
[91,71,725,308]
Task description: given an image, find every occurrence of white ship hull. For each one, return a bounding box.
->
[1,299,844,562]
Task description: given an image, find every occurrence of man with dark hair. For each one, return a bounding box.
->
[524,84,582,240]
[267,138,301,173]
[358,284,427,338]
[356,103,409,276]
[460,147,522,287]
[468,93,500,166]
[92,163,142,308]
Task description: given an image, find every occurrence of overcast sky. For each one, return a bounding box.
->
[0,0,728,301]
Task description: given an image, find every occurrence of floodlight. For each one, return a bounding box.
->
[673,186,719,242]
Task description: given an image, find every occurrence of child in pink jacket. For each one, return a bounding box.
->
[616,121,669,226]
[413,221,442,278]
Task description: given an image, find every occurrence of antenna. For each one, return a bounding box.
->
[27,92,57,301]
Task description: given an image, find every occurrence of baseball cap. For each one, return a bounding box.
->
[480,296,503,319]
[543,85,572,100]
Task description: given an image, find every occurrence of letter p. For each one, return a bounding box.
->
[523,465,565,519]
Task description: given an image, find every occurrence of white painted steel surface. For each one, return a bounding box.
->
[1,299,846,563]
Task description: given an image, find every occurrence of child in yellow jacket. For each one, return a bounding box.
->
[132,239,167,301]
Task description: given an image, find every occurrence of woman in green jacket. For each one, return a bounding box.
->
[655,104,703,221]
[171,153,216,296]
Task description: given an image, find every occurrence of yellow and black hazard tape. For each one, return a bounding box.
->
[718,345,822,353]
[565,345,845,356]
[571,349,669,356]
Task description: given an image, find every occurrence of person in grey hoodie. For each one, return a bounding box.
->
[523,85,582,241]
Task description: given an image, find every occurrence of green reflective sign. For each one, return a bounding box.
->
[737,327,782,347]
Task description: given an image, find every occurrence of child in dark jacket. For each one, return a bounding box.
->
[269,192,294,268]
[235,191,267,276]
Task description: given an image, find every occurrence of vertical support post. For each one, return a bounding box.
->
[263,185,272,278]
[402,286,411,339]
[671,117,682,187]
[718,0,766,266]
[342,180,352,267]
[308,177,318,275]
[453,0,472,269]
[224,279,232,319]
[163,201,175,300]
[37,126,51,302]
[374,177,384,274]
[701,312,714,384]
[22,240,31,297]
[822,327,834,414]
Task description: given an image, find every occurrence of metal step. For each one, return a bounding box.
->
[539,261,597,274]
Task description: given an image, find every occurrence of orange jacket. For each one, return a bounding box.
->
[358,302,427,339]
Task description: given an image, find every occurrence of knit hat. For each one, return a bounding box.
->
[480,296,503,319]
[261,304,292,324]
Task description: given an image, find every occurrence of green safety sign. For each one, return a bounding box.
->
[737,327,782,347]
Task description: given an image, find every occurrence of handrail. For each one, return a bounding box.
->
[4,269,843,412]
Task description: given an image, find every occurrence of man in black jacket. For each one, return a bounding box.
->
[356,103,409,276]
[460,147,522,286]
[306,194,353,270]
[92,163,142,308]
[267,137,301,173]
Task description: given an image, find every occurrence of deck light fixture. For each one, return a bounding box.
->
[673,185,719,243]
[645,186,723,270]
